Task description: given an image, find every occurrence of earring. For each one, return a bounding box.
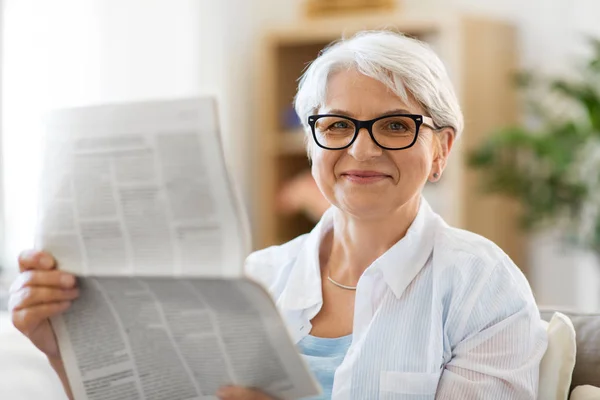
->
[432,172,440,180]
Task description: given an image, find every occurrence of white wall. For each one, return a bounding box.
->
[1,0,260,270]
[0,0,4,271]
[529,230,600,312]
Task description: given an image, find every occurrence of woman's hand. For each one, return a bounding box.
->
[8,250,79,360]
[217,386,277,400]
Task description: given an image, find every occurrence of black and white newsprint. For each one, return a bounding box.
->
[36,98,320,400]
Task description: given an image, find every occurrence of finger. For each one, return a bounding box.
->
[9,270,76,293]
[18,250,56,272]
[11,301,72,333]
[9,286,79,311]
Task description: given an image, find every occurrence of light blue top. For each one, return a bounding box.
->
[297,334,353,400]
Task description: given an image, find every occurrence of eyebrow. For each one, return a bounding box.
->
[323,108,413,118]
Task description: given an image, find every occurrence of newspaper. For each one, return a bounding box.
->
[37,98,320,400]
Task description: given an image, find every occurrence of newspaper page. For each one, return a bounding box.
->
[36,97,249,278]
[36,98,320,399]
[51,277,320,400]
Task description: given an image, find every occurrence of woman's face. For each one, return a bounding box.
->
[311,69,453,219]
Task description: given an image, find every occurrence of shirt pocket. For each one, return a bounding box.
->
[379,371,441,396]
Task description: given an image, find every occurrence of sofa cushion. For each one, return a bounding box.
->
[538,312,577,400]
[570,385,600,400]
[540,309,600,394]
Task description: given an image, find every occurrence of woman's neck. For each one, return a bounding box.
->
[323,196,421,282]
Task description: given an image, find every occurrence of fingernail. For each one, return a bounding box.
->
[61,274,75,287]
[19,250,35,263]
[40,255,54,268]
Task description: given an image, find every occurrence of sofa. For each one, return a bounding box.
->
[539,309,600,396]
[1,307,599,399]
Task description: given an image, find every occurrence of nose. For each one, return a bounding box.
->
[347,127,383,160]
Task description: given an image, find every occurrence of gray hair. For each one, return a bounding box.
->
[294,30,464,150]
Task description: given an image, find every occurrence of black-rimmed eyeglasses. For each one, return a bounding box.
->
[307,114,437,150]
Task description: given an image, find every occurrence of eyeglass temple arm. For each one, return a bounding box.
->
[422,116,440,130]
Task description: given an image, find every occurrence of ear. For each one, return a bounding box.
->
[429,128,455,182]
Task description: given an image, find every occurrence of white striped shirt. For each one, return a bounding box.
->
[245,198,548,399]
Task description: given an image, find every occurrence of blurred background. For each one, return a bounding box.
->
[1,0,600,313]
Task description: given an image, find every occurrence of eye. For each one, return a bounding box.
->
[386,121,408,131]
[330,120,351,130]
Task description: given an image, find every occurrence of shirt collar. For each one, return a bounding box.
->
[373,198,439,299]
[277,197,439,312]
[276,207,334,312]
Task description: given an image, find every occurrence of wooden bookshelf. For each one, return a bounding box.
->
[252,13,528,272]
[278,130,307,155]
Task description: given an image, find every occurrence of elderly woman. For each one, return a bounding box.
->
[10,31,547,400]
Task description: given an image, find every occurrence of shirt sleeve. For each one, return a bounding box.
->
[436,261,548,400]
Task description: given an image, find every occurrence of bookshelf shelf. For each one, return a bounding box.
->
[278,131,307,155]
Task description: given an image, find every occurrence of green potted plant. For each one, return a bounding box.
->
[469,38,600,256]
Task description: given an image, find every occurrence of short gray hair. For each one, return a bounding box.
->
[294,30,464,144]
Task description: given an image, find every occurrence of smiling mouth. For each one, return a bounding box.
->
[341,171,391,183]
[342,170,390,177]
